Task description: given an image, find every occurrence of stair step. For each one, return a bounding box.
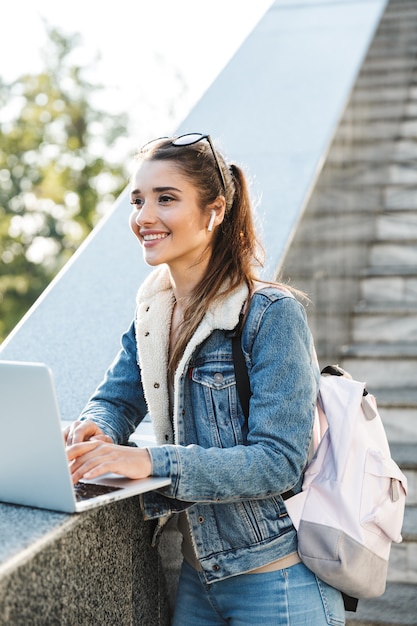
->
[293,214,375,243]
[372,23,417,38]
[319,163,417,187]
[368,23,417,36]
[388,164,417,186]
[309,184,417,212]
[360,275,417,304]
[376,212,417,240]
[308,186,417,215]
[352,86,411,104]
[328,141,417,163]
[360,56,416,73]
[342,360,416,389]
[370,243,417,267]
[383,3,417,16]
[373,387,417,407]
[389,444,417,510]
[354,303,417,313]
[366,44,417,60]
[390,443,417,471]
[346,582,417,626]
[384,186,417,210]
[307,187,382,212]
[379,8,417,23]
[399,119,417,142]
[351,307,417,343]
[339,101,405,121]
[341,342,417,358]
[400,505,417,542]
[340,345,417,388]
[389,506,417,585]
[281,243,369,274]
[344,124,404,142]
[381,406,417,447]
[361,266,417,277]
[356,72,417,88]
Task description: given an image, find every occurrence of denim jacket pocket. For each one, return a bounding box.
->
[191,362,246,447]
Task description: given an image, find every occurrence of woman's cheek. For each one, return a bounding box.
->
[129,213,141,239]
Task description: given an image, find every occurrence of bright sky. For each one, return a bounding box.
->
[1,1,274,150]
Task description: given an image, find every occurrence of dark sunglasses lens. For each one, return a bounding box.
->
[172,133,204,147]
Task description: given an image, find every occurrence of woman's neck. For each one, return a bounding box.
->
[167,262,208,304]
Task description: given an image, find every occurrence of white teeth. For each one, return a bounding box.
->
[143,233,168,241]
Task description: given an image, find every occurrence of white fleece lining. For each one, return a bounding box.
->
[135,266,249,445]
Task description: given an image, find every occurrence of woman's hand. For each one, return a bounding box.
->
[66,439,152,484]
[63,419,113,446]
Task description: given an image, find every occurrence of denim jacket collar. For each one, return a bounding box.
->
[135,266,249,444]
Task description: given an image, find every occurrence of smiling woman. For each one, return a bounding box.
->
[64,133,345,624]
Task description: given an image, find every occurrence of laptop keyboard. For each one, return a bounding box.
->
[74,481,122,502]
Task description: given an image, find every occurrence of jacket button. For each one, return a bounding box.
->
[198,516,204,523]
[212,564,220,572]
[154,382,160,389]
[145,331,150,336]
[214,373,224,383]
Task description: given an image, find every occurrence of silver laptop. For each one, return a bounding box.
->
[0,360,170,513]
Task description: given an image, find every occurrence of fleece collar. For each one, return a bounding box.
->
[135,266,249,444]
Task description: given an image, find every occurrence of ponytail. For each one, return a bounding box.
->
[168,162,264,380]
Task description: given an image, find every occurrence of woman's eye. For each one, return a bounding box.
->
[159,194,174,204]
[131,198,144,207]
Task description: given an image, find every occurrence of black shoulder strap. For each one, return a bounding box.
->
[232,321,251,420]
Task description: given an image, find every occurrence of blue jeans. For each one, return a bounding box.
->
[172,560,345,626]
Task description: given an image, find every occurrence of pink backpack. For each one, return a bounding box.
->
[284,368,408,600]
[232,330,408,606]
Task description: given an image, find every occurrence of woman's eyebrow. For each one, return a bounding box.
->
[130,186,182,196]
[154,186,182,192]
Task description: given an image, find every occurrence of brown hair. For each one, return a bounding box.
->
[136,137,264,379]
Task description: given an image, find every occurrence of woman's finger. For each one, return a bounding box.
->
[65,420,108,446]
[66,439,101,462]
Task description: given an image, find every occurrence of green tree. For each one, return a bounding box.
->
[0,25,129,342]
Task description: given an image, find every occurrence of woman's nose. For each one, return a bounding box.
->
[135,200,155,225]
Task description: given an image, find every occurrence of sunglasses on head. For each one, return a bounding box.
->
[140,133,226,193]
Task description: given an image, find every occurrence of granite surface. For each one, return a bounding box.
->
[0,498,170,626]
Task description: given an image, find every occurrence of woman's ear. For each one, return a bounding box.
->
[207,197,226,232]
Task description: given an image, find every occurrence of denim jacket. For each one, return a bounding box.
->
[80,266,319,583]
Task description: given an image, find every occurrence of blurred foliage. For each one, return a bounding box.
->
[0,25,130,342]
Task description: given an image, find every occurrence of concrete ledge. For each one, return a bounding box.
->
[0,498,170,626]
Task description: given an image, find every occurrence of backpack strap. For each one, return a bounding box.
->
[231,315,251,418]
[231,318,293,502]
[232,317,359,613]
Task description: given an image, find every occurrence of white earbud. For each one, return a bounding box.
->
[207,210,216,232]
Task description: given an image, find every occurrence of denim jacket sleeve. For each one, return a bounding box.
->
[79,319,149,444]
[148,293,320,503]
